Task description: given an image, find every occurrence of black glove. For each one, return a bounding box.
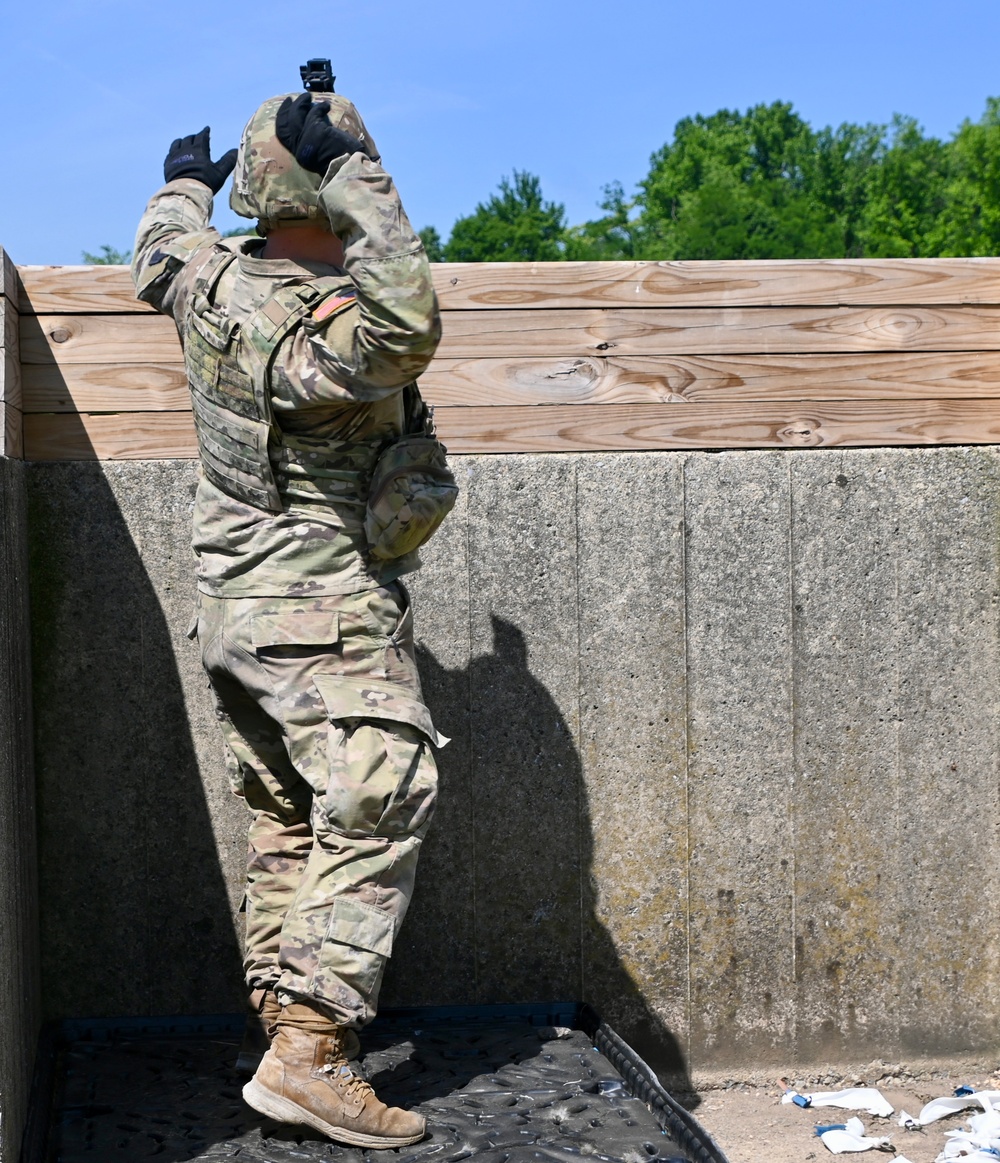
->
[276,93,364,175]
[163,127,238,193]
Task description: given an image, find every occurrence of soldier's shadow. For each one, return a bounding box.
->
[378,614,697,1108]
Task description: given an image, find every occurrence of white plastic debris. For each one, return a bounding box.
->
[903,1090,1000,1127]
[934,1105,1000,1160]
[818,1116,893,1154]
[780,1086,895,1118]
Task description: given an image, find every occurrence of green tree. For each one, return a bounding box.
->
[929,98,1000,255]
[419,226,445,262]
[635,102,845,259]
[564,182,643,260]
[82,244,132,264]
[443,171,567,261]
[854,116,948,256]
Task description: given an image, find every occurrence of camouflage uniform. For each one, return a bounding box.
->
[131,97,446,1029]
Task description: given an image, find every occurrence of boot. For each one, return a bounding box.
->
[236,989,360,1076]
[242,1004,425,1148]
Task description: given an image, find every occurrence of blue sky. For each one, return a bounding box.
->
[3,0,1000,264]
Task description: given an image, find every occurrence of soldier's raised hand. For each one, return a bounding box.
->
[276,93,364,174]
[163,128,238,193]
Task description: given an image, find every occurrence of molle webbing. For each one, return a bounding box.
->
[184,248,373,513]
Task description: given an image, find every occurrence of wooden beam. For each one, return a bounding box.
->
[18,264,151,316]
[0,263,22,458]
[434,305,1000,358]
[23,411,198,460]
[17,257,1000,314]
[22,351,1000,413]
[21,305,1000,367]
[422,351,1000,406]
[20,314,180,364]
[23,363,188,412]
[1,404,22,459]
[433,399,1000,452]
[0,299,19,409]
[22,398,1000,460]
[0,248,17,302]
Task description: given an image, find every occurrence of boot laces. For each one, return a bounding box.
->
[323,1052,373,1101]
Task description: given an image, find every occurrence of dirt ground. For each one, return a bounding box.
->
[686,1057,1000,1163]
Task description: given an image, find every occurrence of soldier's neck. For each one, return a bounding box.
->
[260,224,345,267]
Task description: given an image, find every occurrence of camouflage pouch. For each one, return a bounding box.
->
[365,433,458,561]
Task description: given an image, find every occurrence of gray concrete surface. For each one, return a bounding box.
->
[0,457,39,1162]
[24,447,1000,1079]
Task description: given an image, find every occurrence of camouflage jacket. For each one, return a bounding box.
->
[131,153,441,597]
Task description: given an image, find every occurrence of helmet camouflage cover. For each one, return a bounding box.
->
[230,93,380,230]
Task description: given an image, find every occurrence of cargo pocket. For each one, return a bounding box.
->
[313,675,447,839]
[319,896,396,1001]
[250,611,340,652]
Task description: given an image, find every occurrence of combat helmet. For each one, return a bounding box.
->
[230,93,379,231]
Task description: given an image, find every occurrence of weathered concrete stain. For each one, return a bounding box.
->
[21,447,1000,1073]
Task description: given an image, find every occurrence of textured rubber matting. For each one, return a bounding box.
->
[36,1009,725,1163]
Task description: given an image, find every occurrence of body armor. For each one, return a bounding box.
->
[184,246,379,514]
[183,247,457,556]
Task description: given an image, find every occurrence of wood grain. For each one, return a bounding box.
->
[23,411,198,460]
[17,264,147,315]
[432,400,1000,452]
[23,351,1000,412]
[434,306,1000,358]
[20,314,181,364]
[1,402,23,459]
[23,363,189,411]
[22,399,1000,460]
[422,352,1000,406]
[18,257,1000,314]
[21,305,1000,366]
[434,258,1000,309]
[0,249,16,303]
[0,298,20,410]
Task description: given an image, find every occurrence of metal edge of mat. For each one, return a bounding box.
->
[19,1001,729,1163]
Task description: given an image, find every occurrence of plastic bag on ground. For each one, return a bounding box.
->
[780,1086,894,1118]
[900,1090,1000,1128]
[934,1105,1000,1160]
[818,1115,893,1154]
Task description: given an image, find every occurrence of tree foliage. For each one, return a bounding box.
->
[90,103,1000,265]
[443,171,567,261]
[82,244,132,265]
[428,98,1000,261]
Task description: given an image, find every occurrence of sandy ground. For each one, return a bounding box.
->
[686,1058,1000,1163]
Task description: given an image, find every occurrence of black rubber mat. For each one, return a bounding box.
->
[24,1005,727,1163]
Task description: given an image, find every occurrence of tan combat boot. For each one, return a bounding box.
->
[242,1003,425,1148]
[237,989,360,1076]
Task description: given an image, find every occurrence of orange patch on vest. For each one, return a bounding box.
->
[313,294,356,322]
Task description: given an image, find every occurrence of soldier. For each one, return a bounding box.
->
[132,84,456,1148]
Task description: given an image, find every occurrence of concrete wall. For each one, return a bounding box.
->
[0,458,39,1162]
[25,447,1000,1077]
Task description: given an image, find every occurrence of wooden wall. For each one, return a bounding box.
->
[12,257,1000,460]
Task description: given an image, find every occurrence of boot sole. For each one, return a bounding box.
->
[242,1079,425,1149]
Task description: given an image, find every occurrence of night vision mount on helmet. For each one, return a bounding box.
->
[229,60,378,231]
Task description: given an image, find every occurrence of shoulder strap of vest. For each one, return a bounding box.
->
[191,246,239,306]
[187,247,240,350]
[239,277,356,425]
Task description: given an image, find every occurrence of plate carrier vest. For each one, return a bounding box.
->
[183,245,382,514]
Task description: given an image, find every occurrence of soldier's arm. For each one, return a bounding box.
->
[275,152,441,407]
[130,179,223,320]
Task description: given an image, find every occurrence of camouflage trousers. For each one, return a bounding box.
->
[194,583,442,1029]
